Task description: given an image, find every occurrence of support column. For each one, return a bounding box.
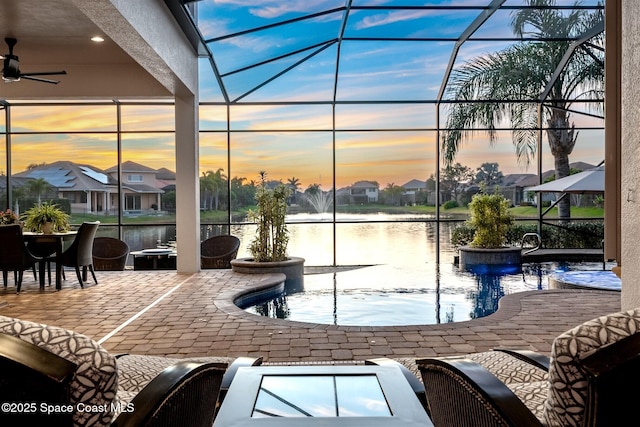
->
[621,0,640,309]
[605,0,621,272]
[175,92,200,273]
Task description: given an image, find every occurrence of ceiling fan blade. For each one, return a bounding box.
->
[20,75,61,84]
[20,70,67,77]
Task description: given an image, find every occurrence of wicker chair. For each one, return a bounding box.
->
[93,237,130,271]
[415,307,640,427]
[0,315,262,427]
[201,235,240,269]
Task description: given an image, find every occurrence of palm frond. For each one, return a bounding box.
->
[510,103,539,167]
[441,0,603,168]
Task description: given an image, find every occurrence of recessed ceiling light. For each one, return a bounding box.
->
[91,36,104,43]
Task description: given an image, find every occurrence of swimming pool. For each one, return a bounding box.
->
[242,261,615,326]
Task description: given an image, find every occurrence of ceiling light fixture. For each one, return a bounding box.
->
[91,36,104,42]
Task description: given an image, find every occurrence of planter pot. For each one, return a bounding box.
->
[458,245,522,274]
[41,222,54,234]
[231,256,305,293]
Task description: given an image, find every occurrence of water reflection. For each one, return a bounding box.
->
[242,262,551,326]
[468,274,504,319]
[253,296,290,319]
[462,264,518,319]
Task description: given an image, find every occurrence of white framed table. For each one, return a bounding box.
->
[130,248,177,270]
[213,365,433,427]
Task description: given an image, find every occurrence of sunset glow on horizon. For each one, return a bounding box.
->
[5,98,604,191]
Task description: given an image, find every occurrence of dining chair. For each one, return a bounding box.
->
[57,221,100,288]
[26,235,58,288]
[0,224,36,293]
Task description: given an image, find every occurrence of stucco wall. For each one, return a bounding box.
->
[621,0,640,309]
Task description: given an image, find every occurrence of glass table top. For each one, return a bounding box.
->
[213,365,433,427]
[252,374,391,418]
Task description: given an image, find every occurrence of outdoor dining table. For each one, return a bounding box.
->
[23,231,77,290]
[130,248,177,270]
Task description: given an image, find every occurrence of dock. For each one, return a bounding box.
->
[521,248,604,263]
[454,248,605,266]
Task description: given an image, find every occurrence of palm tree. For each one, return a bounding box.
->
[287,177,301,205]
[24,178,52,205]
[383,183,405,206]
[200,172,214,210]
[441,0,604,219]
[200,168,227,210]
[287,177,301,192]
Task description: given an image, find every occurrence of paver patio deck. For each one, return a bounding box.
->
[0,269,621,362]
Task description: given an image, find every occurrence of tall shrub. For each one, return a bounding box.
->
[248,172,292,262]
[467,190,513,248]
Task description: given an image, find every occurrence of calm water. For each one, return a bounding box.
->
[242,261,596,326]
[236,213,609,326]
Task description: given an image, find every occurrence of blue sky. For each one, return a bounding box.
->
[192,1,604,188]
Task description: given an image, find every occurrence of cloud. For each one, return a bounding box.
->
[355,9,434,30]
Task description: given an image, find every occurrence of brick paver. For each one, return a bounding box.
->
[0,269,621,362]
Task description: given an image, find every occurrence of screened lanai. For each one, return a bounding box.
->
[1,0,611,279]
[190,0,608,267]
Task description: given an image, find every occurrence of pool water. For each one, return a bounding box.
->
[242,261,615,326]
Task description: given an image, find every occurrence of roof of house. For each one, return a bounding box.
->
[501,173,537,187]
[0,176,31,189]
[156,167,176,180]
[14,160,117,191]
[124,183,164,194]
[401,179,426,190]
[105,160,158,174]
[14,160,164,194]
[501,162,598,188]
[351,181,379,189]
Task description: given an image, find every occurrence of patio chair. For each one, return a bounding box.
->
[201,235,240,269]
[0,224,36,293]
[26,234,58,288]
[415,307,640,427]
[93,237,130,271]
[57,221,100,287]
[0,315,262,427]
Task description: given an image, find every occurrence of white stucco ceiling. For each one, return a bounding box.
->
[0,0,195,100]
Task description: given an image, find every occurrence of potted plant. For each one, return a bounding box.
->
[458,188,521,271]
[231,172,305,292]
[22,201,70,234]
[0,209,19,225]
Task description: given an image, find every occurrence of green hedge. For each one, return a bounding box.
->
[451,221,604,249]
[442,200,459,210]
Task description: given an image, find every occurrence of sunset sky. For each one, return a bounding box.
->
[4,1,605,191]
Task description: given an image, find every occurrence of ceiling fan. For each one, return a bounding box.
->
[2,37,66,84]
